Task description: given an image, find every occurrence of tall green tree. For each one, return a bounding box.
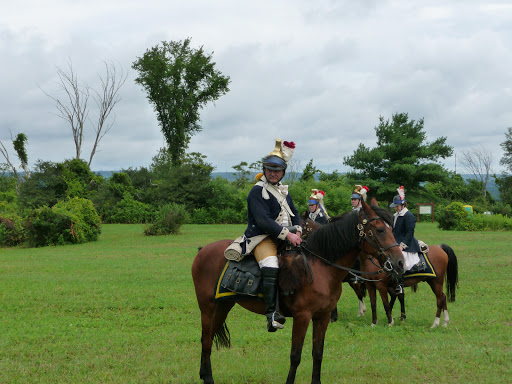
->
[497,127,512,204]
[300,159,321,182]
[500,127,512,172]
[343,112,453,198]
[132,38,230,166]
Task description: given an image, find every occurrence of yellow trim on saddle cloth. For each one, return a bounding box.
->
[404,252,437,279]
[214,260,264,301]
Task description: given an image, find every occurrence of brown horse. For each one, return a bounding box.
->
[361,242,458,327]
[191,200,404,384]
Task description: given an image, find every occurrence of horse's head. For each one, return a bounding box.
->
[300,211,322,238]
[358,197,404,279]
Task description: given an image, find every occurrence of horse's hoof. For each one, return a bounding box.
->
[371,323,377,328]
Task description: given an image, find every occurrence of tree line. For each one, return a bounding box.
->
[1,38,512,247]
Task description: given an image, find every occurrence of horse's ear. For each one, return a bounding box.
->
[370,197,379,207]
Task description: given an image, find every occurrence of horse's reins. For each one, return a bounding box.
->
[300,212,400,283]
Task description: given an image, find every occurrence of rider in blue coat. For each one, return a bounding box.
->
[307,190,328,225]
[389,186,420,293]
[244,139,302,332]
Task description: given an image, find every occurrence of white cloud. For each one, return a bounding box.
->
[1,0,511,174]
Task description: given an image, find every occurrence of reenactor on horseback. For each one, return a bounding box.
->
[351,185,369,211]
[227,138,302,332]
[307,189,328,225]
[389,186,421,293]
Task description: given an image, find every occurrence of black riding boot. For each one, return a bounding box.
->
[261,267,286,332]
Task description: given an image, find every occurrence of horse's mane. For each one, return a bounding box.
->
[304,210,360,263]
[303,205,393,264]
[370,205,393,227]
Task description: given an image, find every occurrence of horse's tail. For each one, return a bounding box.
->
[440,244,459,302]
[213,321,231,350]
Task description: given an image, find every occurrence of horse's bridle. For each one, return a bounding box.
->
[357,211,399,275]
[299,211,400,282]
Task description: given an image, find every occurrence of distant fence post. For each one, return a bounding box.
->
[416,203,434,223]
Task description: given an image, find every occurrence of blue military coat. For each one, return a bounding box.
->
[244,182,301,241]
[392,208,420,253]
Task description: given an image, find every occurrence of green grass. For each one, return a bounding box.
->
[1,223,511,383]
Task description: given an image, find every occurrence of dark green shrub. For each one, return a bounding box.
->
[53,198,101,242]
[144,203,190,236]
[0,214,25,247]
[25,206,73,247]
[25,198,101,247]
[105,194,154,223]
[191,207,215,224]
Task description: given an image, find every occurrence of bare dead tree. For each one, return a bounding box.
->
[88,61,127,167]
[459,146,493,197]
[41,59,126,167]
[42,60,89,159]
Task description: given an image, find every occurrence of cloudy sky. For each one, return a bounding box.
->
[2,0,511,174]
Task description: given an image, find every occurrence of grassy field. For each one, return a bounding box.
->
[0,223,511,384]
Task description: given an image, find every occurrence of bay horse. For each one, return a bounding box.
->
[191,200,404,384]
[361,241,458,327]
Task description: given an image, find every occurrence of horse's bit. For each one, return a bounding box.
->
[357,211,399,277]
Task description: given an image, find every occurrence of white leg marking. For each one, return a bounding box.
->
[443,310,450,327]
[431,317,441,328]
[358,300,366,317]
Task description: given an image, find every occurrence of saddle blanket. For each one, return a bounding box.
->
[214,257,264,302]
[404,252,436,279]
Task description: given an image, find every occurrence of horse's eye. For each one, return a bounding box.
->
[377,227,385,234]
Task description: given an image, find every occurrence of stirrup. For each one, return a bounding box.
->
[267,312,285,332]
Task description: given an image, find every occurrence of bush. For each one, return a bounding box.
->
[437,201,512,231]
[437,202,468,230]
[105,194,154,224]
[25,198,101,247]
[144,203,190,236]
[191,207,216,224]
[0,214,25,247]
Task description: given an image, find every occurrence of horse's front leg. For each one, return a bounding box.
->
[311,313,331,384]
[367,283,378,326]
[398,292,406,320]
[376,283,393,326]
[286,312,312,384]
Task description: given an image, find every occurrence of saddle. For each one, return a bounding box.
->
[215,243,306,302]
[404,252,436,279]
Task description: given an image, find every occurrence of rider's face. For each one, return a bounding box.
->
[351,198,361,208]
[308,204,318,213]
[264,168,284,184]
[394,204,404,213]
